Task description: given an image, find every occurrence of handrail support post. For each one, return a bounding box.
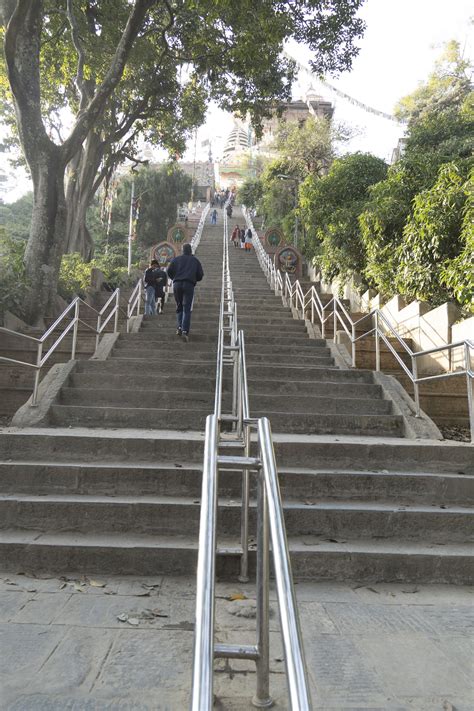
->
[375,311,380,371]
[253,468,273,708]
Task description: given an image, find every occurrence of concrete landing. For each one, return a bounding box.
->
[0,572,472,710]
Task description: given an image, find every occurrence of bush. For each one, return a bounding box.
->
[58,250,137,300]
[0,229,28,321]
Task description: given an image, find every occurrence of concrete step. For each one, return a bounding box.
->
[245,352,334,366]
[49,403,210,429]
[0,528,470,582]
[248,377,383,399]
[69,372,226,393]
[256,411,404,437]
[59,387,214,410]
[250,393,392,415]
[76,357,217,376]
[1,493,471,543]
[2,461,472,506]
[112,343,217,357]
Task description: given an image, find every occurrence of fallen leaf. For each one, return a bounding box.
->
[366,587,380,594]
[104,590,117,595]
[227,593,247,601]
[175,463,183,468]
[73,583,85,592]
[89,580,106,588]
[117,613,129,622]
[4,579,18,586]
[59,582,67,590]
[134,590,151,597]
[127,618,139,626]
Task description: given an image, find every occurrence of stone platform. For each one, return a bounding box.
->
[0,572,472,710]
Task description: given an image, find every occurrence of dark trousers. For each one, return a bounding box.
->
[173,281,194,333]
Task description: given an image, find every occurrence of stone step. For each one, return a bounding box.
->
[245,352,334,366]
[2,461,472,505]
[112,343,217,357]
[0,529,471,583]
[248,378,383,399]
[1,493,471,542]
[59,387,214,410]
[49,404,210,430]
[2,430,471,476]
[244,343,331,356]
[251,411,404,437]
[69,372,226,393]
[250,393,392,415]
[76,357,217,376]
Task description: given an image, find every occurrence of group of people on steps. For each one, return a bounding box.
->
[231,224,253,251]
[143,243,203,343]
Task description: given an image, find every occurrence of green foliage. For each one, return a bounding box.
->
[300,152,388,281]
[89,164,192,261]
[0,228,27,320]
[58,250,135,301]
[0,192,33,241]
[238,179,263,209]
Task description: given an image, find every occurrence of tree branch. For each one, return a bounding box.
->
[66,0,88,110]
[62,0,157,164]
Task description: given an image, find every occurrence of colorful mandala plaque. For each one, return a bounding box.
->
[263,227,285,254]
[150,241,177,268]
[274,244,303,279]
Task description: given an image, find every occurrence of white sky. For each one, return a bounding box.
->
[1,0,472,202]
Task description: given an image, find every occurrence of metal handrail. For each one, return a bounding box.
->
[243,207,474,442]
[192,202,313,709]
[0,289,121,405]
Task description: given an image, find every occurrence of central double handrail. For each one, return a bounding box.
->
[191,204,312,709]
[244,207,474,442]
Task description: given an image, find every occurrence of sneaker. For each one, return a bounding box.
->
[182,331,189,342]
[176,328,182,337]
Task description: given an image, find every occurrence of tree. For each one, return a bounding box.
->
[395,162,472,308]
[89,163,192,256]
[238,178,263,210]
[300,152,388,280]
[2,0,366,323]
[360,41,473,299]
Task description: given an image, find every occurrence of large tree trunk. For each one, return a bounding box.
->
[23,146,68,323]
[64,131,104,260]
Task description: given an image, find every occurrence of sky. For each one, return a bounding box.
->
[185,0,473,165]
[1,0,472,202]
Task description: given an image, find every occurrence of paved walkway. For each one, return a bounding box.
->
[0,572,472,709]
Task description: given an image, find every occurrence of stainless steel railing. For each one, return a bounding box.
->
[243,207,474,442]
[191,202,312,709]
[0,289,121,405]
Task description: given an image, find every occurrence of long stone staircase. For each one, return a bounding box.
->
[0,208,473,585]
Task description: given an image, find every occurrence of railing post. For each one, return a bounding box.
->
[321,303,326,339]
[31,341,43,407]
[71,299,79,360]
[465,343,474,443]
[138,281,142,315]
[239,422,250,583]
[114,290,120,333]
[253,466,272,708]
[351,322,356,368]
[374,311,380,372]
[95,314,101,351]
[412,356,421,417]
[333,301,337,342]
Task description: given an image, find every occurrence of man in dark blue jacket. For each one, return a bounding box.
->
[167,243,204,342]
